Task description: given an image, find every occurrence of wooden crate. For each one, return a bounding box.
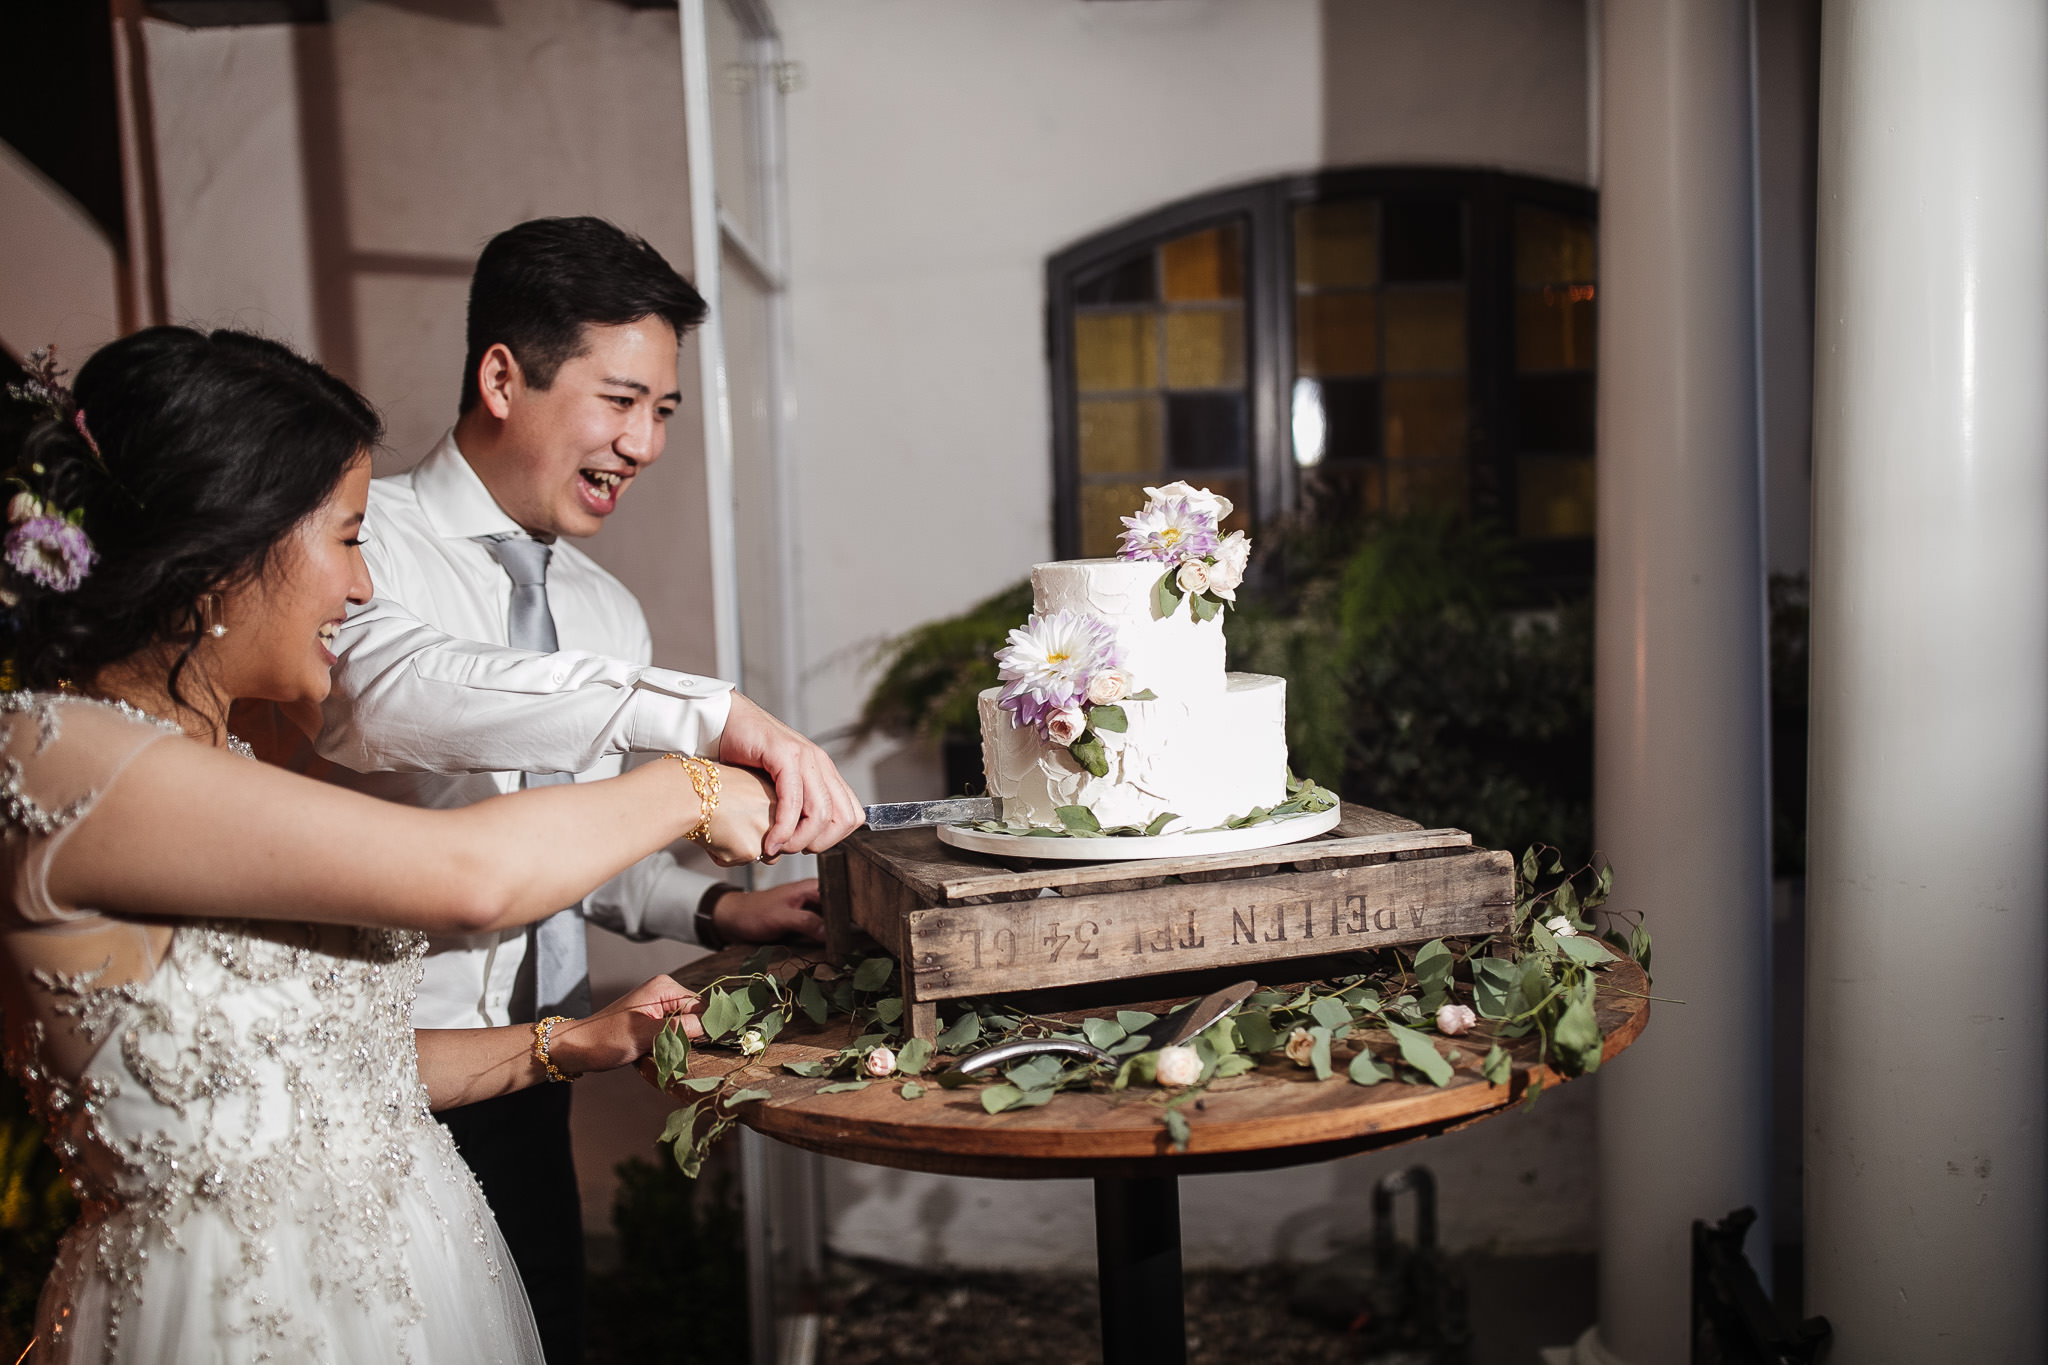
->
[820,803,1513,1045]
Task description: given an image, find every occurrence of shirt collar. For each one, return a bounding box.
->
[411,429,529,542]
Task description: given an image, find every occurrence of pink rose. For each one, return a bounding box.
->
[1176,559,1211,595]
[1436,1004,1477,1037]
[1046,708,1088,746]
[864,1047,896,1078]
[1208,532,1250,601]
[1085,669,1129,706]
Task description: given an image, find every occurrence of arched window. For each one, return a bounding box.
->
[1048,168,1597,586]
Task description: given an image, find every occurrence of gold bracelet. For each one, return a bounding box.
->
[532,1015,580,1083]
[668,753,720,845]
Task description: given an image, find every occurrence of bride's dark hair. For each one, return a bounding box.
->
[3,326,381,702]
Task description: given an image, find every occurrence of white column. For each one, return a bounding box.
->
[1806,4,2048,1359]
[1590,3,1774,1361]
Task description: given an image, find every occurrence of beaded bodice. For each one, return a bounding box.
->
[0,693,486,1359]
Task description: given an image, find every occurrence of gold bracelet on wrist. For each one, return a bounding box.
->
[668,753,720,845]
[532,1015,580,1083]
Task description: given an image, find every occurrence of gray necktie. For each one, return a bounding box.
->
[484,535,591,1021]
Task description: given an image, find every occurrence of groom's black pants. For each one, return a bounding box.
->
[439,1082,585,1365]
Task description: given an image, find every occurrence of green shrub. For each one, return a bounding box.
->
[0,1067,74,1357]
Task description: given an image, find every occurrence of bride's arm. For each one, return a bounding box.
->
[414,975,705,1111]
[49,739,772,934]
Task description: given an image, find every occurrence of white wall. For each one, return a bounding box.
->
[0,143,123,366]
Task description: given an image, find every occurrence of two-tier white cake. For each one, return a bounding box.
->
[975,484,1288,834]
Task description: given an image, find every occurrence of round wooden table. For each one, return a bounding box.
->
[652,950,1649,1365]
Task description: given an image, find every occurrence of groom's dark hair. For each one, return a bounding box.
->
[459,217,707,414]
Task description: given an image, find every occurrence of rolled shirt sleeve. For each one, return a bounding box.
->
[316,596,735,776]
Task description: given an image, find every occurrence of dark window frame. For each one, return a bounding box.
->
[1047,167,1597,588]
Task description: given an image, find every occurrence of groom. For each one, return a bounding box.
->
[313,217,862,1364]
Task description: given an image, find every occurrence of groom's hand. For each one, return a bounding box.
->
[717,693,864,857]
[714,879,826,945]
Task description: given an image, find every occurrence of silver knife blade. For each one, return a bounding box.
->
[1134,979,1261,1051]
[863,797,997,831]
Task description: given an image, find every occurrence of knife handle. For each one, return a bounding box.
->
[949,1037,1114,1075]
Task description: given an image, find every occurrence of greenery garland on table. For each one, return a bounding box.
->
[653,848,1652,1174]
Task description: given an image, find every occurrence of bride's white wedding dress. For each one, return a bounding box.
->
[0,693,544,1364]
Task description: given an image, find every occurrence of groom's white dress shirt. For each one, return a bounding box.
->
[317,431,735,1030]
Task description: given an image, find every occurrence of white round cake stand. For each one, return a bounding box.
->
[935,804,1342,862]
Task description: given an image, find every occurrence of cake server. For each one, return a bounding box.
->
[946,979,1260,1076]
[863,797,996,830]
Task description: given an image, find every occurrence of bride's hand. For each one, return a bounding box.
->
[699,763,775,867]
[549,975,703,1076]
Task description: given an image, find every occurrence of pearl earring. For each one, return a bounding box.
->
[199,594,227,639]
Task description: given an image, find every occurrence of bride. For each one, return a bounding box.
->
[0,327,775,1364]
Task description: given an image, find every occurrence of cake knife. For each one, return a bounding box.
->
[945,979,1260,1076]
[862,797,996,830]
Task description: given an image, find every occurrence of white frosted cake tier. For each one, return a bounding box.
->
[1031,558,1225,697]
[978,672,1287,832]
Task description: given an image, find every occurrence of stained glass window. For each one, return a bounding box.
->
[1050,171,1597,587]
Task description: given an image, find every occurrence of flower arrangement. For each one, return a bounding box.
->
[1117,481,1250,623]
[2,347,100,595]
[647,849,1651,1168]
[993,608,1155,778]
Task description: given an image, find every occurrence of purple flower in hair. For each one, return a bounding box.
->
[7,516,95,593]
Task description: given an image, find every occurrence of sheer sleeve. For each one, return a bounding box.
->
[0,695,181,1081]
[0,694,177,925]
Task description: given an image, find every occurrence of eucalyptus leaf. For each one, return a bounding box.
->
[936,1012,982,1052]
[755,1011,786,1045]
[1116,1010,1159,1035]
[1520,847,1540,883]
[700,988,741,1042]
[797,973,828,1026]
[1472,958,1519,1020]
[741,945,778,974]
[1414,939,1455,996]
[1082,1017,1127,1051]
[895,1037,934,1075]
[1386,1021,1455,1087]
[676,1076,724,1093]
[1089,704,1128,733]
[1553,977,1604,1075]
[874,996,906,1024]
[1153,571,1183,619]
[1309,996,1353,1031]
[1481,1045,1512,1087]
[851,957,895,993]
[1309,1025,1334,1081]
[1233,1010,1280,1054]
[1068,734,1110,778]
[1190,591,1221,622]
[781,1060,830,1077]
[977,1083,1031,1114]
[1163,1107,1192,1152]
[723,1087,772,1106]
[1630,921,1653,976]
[1126,689,1158,701]
[653,1021,690,1089]
[1057,805,1103,834]
[1558,934,1618,967]
[1005,1055,1066,1092]
[1348,1050,1394,1086]
[900,1081,926,1100]
[1141,812,1178,837]
[818,1080,872,1094]
[1213,1054,1256,1078]
[657,1102,701,1145]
